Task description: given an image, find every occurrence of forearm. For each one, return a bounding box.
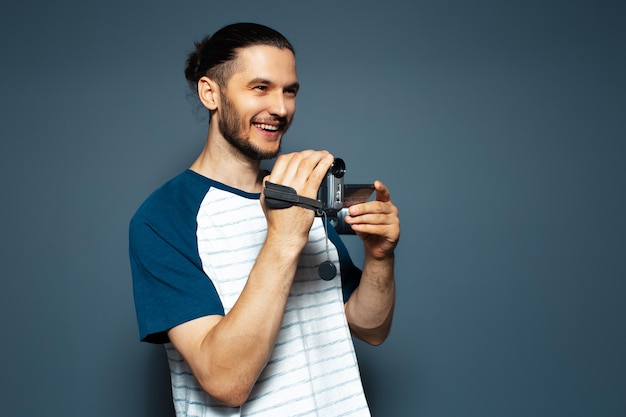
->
[345,253,396,345]
[170,234,304,406]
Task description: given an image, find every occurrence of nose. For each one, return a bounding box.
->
[268,91,289,118]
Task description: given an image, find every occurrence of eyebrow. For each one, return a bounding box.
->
[249,78,300,92]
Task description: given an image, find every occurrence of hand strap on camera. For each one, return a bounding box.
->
[263,181,324,216]
[263,182,337,280]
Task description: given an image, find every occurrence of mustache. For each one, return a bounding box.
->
[251,116,288,126]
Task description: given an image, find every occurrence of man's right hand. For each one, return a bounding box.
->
[261,150,334,251]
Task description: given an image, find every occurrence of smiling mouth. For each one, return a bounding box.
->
[253,122,281,132]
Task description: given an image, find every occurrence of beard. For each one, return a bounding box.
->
[218,91,291,160]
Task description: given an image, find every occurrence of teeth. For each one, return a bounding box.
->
[255,123,279,131]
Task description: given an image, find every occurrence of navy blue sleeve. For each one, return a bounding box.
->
[129,173,225,344]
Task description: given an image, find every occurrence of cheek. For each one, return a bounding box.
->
[287,101,297,117]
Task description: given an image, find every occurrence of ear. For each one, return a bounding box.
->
[197,76,220,111]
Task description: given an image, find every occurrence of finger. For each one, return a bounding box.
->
[348,214,401,238]
[284,150,319,180]
[270,150,330,182]
[292,150,332,182]
[373,180,391,203]
[349,222,400,242]
[304,151,334,191]
[345,211,394,227]
[269,150,312,183]
[349,199,395,217]
[280,151,333,195]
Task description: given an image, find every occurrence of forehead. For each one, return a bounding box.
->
[229,45,298,85]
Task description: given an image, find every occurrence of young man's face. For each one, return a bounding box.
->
[217,45,299,160]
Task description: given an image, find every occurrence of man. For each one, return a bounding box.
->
[129,22,400,416]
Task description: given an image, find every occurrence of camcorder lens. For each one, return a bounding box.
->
[330,158,346,178]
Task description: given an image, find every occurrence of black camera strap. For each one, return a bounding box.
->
[263,181,338,281]
[263,182,324,215]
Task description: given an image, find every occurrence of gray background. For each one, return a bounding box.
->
[1,1,624,416]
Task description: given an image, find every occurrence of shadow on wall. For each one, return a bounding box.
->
[355,340,415,415]
[142,345,175,417]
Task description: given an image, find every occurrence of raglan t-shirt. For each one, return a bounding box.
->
[129,169,370,416]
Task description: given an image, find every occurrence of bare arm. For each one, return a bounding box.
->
[344,180,400,345]
[168,151,334,406]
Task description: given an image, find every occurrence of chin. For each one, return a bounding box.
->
[259,147,281,160]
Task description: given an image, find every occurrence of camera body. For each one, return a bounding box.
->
[318,158,374,234]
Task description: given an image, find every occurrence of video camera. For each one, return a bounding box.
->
[263,157,374,234]
[318,158,374,234]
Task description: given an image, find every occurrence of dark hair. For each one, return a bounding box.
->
[184,22,294,89]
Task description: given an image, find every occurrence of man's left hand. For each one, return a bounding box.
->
[344,180,400,260]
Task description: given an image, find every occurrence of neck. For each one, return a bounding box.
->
[190,130,266,193]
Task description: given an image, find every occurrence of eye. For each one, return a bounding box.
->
[284,87,298,97]
[253,85,268,91]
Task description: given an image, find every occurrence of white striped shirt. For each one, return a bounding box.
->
[130,170,369,416]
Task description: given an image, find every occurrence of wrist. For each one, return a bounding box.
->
[365,249,395,264]
[264,229,308,258]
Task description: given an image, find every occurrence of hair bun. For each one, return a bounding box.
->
[184,38,207,86]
